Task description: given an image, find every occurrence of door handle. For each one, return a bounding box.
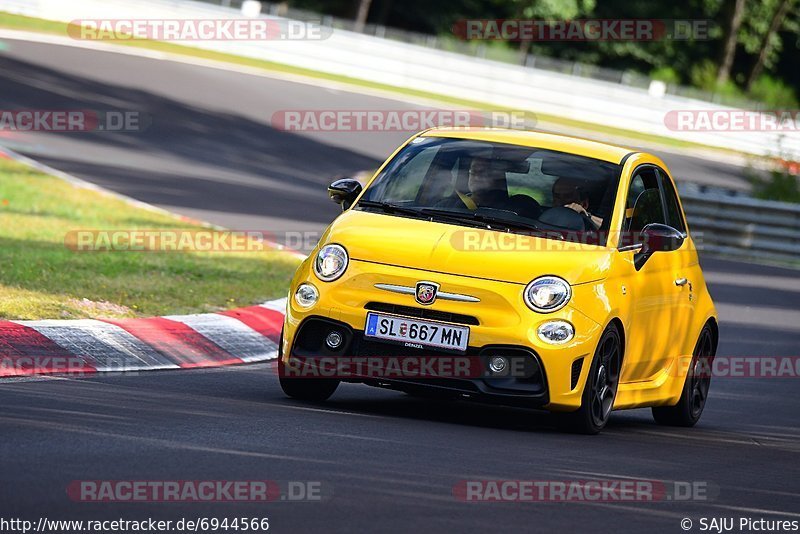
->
[674,278,688,287]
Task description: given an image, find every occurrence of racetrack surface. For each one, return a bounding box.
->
[1,37,799,533]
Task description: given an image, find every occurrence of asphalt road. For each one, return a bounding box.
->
[1,36,799,533]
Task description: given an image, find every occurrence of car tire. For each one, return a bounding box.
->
[277,328,340,402]
[557,323,622,435]
[652,324,715,427]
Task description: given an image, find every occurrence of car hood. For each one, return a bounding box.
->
[324,210,612,286]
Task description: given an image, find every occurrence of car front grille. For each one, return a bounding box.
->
[364,302,480,326]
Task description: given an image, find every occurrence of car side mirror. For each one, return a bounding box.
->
[328,178,362,211]
[634,223,684,271]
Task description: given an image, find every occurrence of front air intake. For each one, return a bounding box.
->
[570,358,584,390]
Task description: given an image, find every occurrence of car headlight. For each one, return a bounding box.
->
[313,244,349,282]
[524,276,571,313]
[537,320,575,344]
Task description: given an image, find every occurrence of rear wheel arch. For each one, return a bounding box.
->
[670,317,718,397]
[706,317,719,358]
[652,321,715,426]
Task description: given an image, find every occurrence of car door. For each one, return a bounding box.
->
[619,166,689,383]
[656,167,696,361]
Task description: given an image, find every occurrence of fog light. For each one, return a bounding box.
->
[325,330,343,350]
[294,283,319,308]
[488,356,508,374]
[537,320,575,345]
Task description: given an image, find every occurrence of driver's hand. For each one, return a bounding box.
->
[564,203,588,217]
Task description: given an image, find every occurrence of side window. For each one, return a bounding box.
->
[623,168,665,245]
[626,174,646,210]
[658,171,686,233]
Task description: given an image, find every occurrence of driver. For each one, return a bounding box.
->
[551,177,603,229]
[455,157,508,210]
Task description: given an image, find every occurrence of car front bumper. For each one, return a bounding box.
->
[283,257,605,411]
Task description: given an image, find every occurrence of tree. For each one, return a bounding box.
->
[509,0,597,63]
[353,0,373,33]
[746,0,794,89]
[717,0,747,84]
[285,0,799,104]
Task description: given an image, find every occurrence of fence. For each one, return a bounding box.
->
[679,185,800,264]
[192,0,779,110]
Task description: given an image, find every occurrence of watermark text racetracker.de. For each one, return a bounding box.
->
[453,479,716,502]
[270,109,536,132]
[0,110,149,133]
[673,356,800,379]
[452,19,712,41]
[64,229,309,253]
[447,229,708,252]
[67,480,328,502]
[0,355,97,377]
[664,110,800,132]
[68,18,330,41]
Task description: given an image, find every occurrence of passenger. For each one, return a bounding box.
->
[551,177,603,229]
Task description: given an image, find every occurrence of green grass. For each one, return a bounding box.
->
[0,12,758,157]
[0,158,299,320]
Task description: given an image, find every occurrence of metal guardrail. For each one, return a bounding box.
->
[679,187,800,264]
[192,0,764,110]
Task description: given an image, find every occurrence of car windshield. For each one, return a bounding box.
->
[356,136,623,245]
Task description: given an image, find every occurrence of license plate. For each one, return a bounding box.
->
[364,312,469,352]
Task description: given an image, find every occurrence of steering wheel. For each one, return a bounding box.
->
[538,206,595,231]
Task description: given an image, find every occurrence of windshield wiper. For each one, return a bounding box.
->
[421,207,546,234]
[357,201,488,229]
[356,200,426,218]
[358,201,552,235]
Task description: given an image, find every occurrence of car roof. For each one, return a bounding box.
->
[421,128,635,165]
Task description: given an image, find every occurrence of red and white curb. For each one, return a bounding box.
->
[0,299,286,378]
[1,136,306,379]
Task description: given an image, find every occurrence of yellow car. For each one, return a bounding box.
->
[279,128,718,434]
